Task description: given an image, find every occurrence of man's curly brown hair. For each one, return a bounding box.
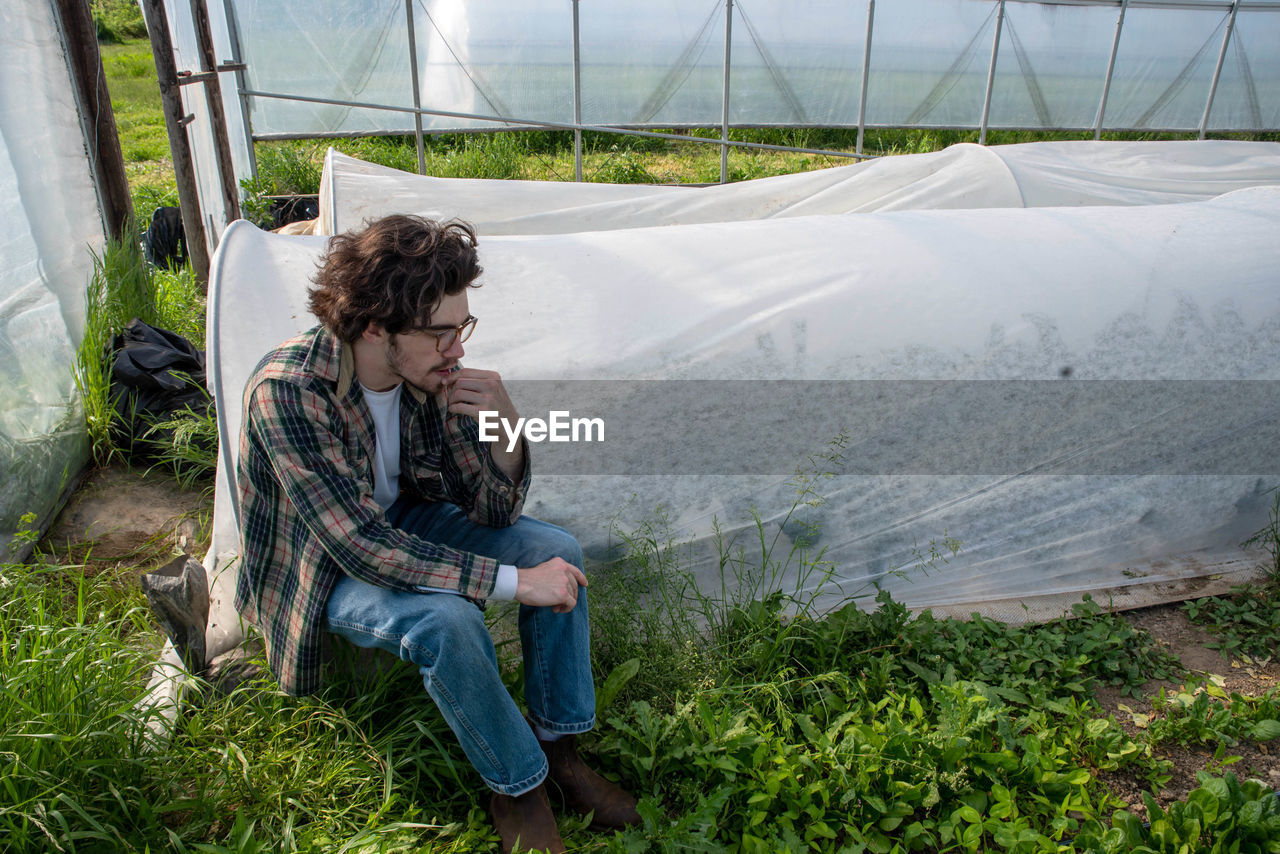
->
[309,215,482,342]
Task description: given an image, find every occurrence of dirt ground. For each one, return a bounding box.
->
[44,465,210,564]
[43,464,1280,814]
[1092,603,1279,814]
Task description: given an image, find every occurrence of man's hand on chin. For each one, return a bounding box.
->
[443,367,525,481]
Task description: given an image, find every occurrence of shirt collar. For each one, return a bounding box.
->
[320,326,427,404]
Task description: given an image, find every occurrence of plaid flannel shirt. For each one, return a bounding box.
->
[235,325,531,695]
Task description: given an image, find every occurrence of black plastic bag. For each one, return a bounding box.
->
[109,318,213,464]
[142,206,186,271]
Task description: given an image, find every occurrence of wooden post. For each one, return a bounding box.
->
[189,0,241,223]
[53,0,133,242]
[140,0,211,286]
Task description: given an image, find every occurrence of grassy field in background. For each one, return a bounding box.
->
[101,39,179,224]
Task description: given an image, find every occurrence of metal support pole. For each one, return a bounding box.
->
[720,0,733,183]
[573,0,583,182]
[221,0,257,180]
[404,0,426,174]
[978,0,1005,146]
[1094,0,1129,140]
[189,0,241,228]
[1200,0,1241,139]
[857,0,875,156]
[243,88,873,159]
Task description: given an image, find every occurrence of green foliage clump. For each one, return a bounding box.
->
[1182,587,1280,661]
[798,592,1182,700]
[591,148,656,184]
[599,673,1134,852]
[1180,490,1280,661]
[76,225,160,465]
[239,143,326,227]
[588,570,1186,850]
[1073,772,1280,853]
[0,515,160,851]
[1139,680,1280,749]
[580,457,1201,852]
[1243,489,1280,584]
[75,228,215,485]
[92,0,147,43]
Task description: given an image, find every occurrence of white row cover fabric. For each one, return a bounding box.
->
[0,0,101,558]
[221,0,1280,137]
[204,171,1280,660]
[319,140,1280,234]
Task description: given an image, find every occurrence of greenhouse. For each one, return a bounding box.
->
[163,0,1280,240]
[6,0,1280,851]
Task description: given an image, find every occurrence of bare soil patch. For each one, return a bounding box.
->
[44,464,211,566]
[1092,601,1279,815]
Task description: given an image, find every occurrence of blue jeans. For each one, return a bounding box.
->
[324,499,595,796]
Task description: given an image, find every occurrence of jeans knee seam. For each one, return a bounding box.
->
[327,619,404,646]
[530,613,553,714]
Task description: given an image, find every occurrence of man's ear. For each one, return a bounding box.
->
[361,321,387,343]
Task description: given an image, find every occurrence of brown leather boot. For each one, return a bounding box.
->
[539,733,641,830]
[490,783,565,854]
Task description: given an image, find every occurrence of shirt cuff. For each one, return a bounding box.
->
[490,564,518,600]
[413,564,511,600]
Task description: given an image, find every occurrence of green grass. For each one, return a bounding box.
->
[100,39,174,226]
[0,515,162,851]
[6,487,1280,852]
[76,223,160,467]
[75,224,212,483]
[10,449,1280,852]
[92,0,146,44]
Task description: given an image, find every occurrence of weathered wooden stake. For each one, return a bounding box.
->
[140,0,211,287]
[53,0,133,242]
[188,0,241,223]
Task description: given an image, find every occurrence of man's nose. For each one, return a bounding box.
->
[443,336,465,359]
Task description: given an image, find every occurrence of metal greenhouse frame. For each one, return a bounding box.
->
[156,0,1280,255]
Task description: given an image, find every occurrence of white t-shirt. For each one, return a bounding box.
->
[360,381,516,600]
[361,382,403,510]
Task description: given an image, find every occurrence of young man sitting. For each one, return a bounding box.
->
[235,215,639,852]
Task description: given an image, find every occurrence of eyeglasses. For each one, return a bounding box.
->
[419,315,477,352]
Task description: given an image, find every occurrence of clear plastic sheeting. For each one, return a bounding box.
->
[205,156,1280,659]
[0,0,100,559]
[216,0,1280,138]
[318,141,1280,235]
[147,0,253,256]
[1211,7,1280,129]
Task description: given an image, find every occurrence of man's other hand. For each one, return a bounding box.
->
[516,558,588,613]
